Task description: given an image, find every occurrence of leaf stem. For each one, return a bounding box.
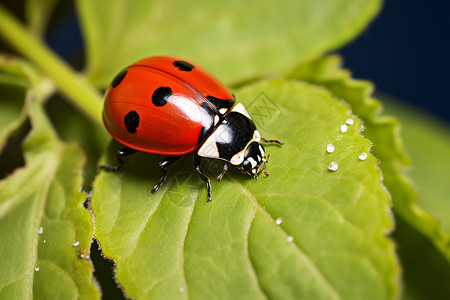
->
[0,4,103,125]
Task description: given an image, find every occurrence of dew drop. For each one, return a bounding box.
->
[328,162,338,171]
[180,287,185,293]
[73,241,80,247]
[35,267,39,271]
[43,240,46,243]
[346,118,354,125]
[37,227,43,234]
[340,124,348,133]
[287,236,294,243]
[326,144,335,153]
[358,152,368,160]
[275,218,283,225]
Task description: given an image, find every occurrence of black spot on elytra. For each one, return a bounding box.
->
[112,70,127,88]
[152,86,172,106]
[173,60,195,72]
[124,110,139,134]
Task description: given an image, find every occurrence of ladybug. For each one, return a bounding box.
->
[101,56,282,202]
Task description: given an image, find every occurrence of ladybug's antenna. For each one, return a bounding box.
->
[263,170,269,176]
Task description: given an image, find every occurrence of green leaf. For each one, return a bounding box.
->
[382,97,450,234]
[0,6,104,125]
[0,61,99,299]
[92,79,399,299]
[76,0,382,87]
[288,56,450,261]
[0,56,29,150]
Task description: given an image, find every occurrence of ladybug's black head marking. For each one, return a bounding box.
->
[152,86,172,106]
[173,60,195,72]
[239,142,267,178]
[124,110,140,133]
[112,70,128,88]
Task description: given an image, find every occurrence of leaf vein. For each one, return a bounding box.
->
[231,178,342,300]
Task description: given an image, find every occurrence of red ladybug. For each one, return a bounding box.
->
[101,56,281,201]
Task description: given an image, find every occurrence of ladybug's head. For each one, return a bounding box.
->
[239,142,269,179]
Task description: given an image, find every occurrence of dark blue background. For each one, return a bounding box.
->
[340,0,449,121]
[43,1,450,122]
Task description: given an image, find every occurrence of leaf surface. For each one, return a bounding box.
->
[25,0,60,36]
[289,55,450,261]
[0,56,29,150]
[92,79,399,299]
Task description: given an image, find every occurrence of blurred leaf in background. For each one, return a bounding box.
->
[0,57,99,299]
[77,0,382,87]
[0,0,449,299]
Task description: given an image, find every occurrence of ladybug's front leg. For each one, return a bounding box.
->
[194,154,212,202]
[100,146,138,172]
[152,155,181,194]
[261,137,283,145]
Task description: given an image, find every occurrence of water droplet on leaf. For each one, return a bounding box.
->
[358,152,368,160]
[326,144,335,153]
[328,162,338,171]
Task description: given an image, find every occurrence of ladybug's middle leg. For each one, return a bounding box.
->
[194,154,212,202]
[216,163,229,182]
[152,155,181,194]
[101,146,138,172]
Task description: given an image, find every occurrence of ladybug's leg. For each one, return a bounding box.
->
[151,155,181,194]
[100,146,138,172]
[216,163,229,182]
[261,137,283,145]
[194,154,212,202]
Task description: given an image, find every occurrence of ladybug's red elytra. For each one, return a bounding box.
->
[101,56,282,202]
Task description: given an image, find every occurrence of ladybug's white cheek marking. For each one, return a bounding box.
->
[253,130,261,142]
[231,103,252,119]
[219,108,228,115]
[171,95,202,123]
[198,134,220,158]
[230,151,245,165]
[214,115,220,125]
